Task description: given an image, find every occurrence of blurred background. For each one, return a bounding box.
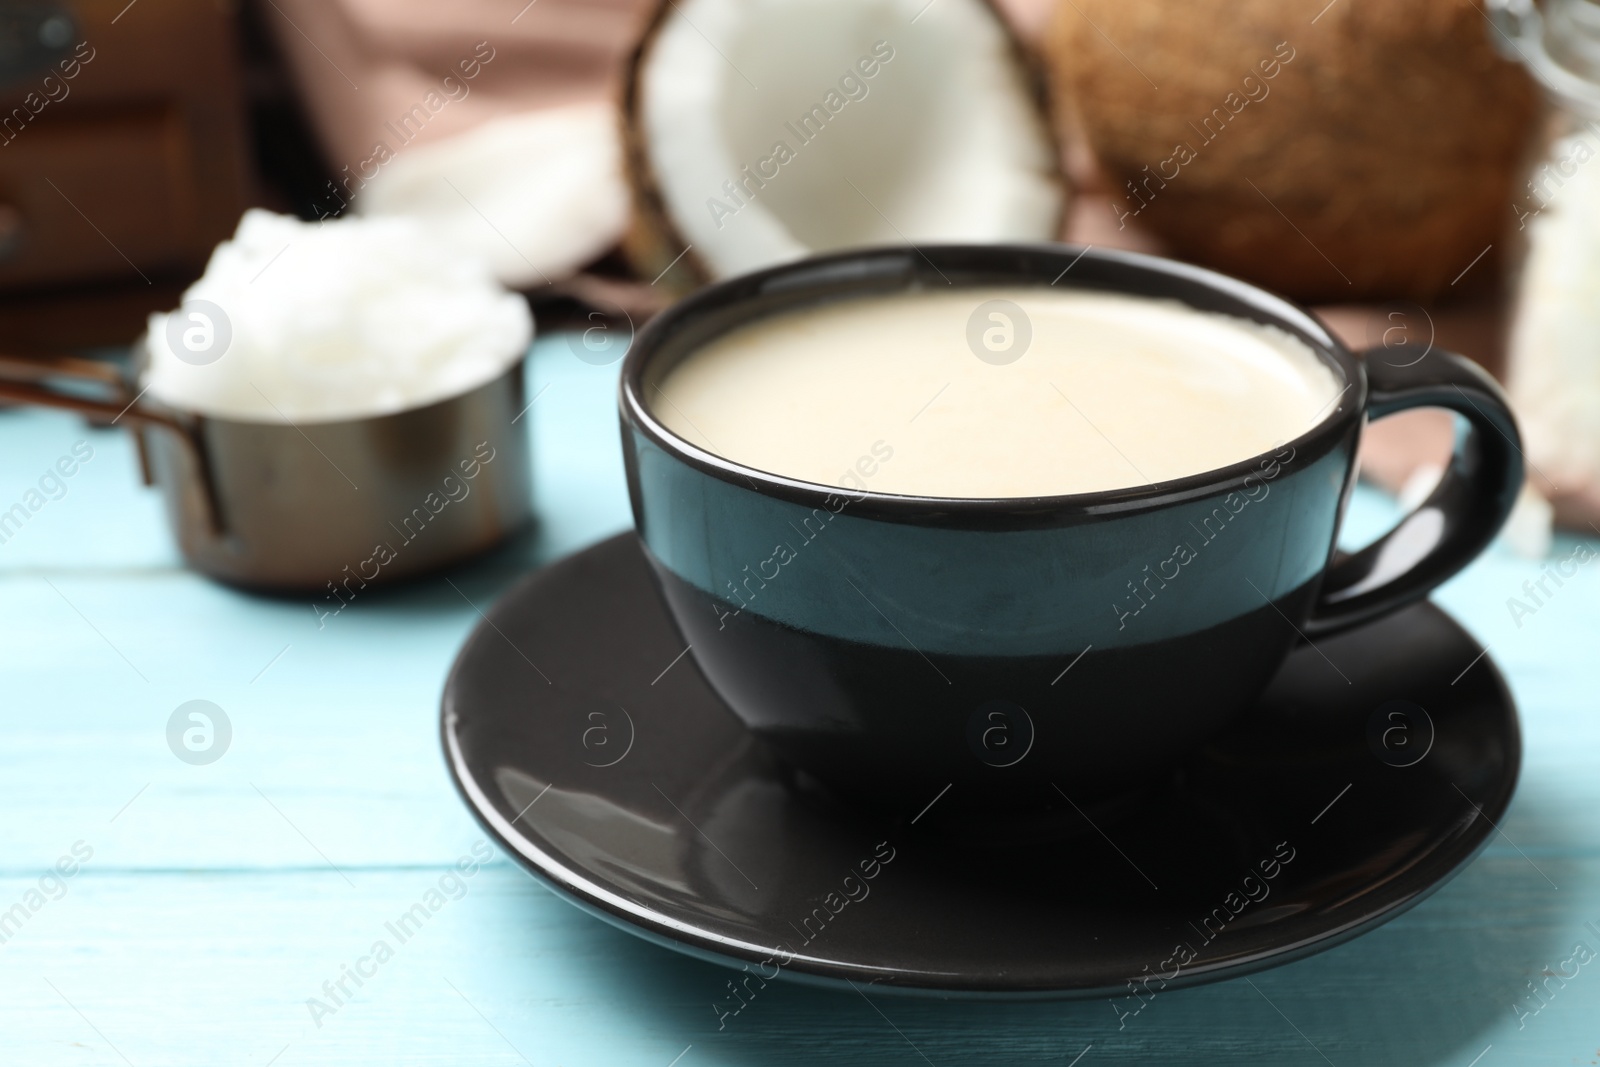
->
[4,4,1600,1064]
[1,0,1591,538]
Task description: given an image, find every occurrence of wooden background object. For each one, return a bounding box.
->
[0,0,251,349]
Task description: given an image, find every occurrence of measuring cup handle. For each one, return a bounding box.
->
[0,353,223,534]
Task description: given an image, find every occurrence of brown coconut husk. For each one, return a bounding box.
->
[619,0,1071,295]
[617,0,710,295]
[1043,0,1539,304]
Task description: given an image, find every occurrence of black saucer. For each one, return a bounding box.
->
[441,534,1520,998]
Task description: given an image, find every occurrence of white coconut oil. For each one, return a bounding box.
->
[143,210,532,423]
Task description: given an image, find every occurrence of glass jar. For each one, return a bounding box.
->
[1490,0,1600,532]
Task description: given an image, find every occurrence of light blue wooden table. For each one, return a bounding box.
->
[2,333,1597,1066]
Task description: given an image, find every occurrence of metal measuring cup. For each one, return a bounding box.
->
[0,347,532,593]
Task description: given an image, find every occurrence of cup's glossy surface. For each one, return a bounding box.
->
[619,244,1522,811]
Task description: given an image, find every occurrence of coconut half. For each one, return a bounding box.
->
[622,0,1066,289]
[357,103,629,291]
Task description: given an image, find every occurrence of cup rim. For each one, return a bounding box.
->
[619,243,1365,526]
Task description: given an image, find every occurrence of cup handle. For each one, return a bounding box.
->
[1303,343,1524,638]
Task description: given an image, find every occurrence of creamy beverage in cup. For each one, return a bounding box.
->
[621,244,1521,813]
[652,288,1341,499]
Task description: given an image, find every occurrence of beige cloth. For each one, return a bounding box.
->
[264,0,648,286]
[266,0,646,165]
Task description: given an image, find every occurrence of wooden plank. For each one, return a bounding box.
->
[0,858,1594,1065]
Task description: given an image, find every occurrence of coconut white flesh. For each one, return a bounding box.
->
[357,103,629,289]
[639,0,1061,278]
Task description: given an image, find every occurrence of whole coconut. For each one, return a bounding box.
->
[1045,0,1538,303]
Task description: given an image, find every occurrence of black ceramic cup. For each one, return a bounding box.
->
[619,244,1522,814]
